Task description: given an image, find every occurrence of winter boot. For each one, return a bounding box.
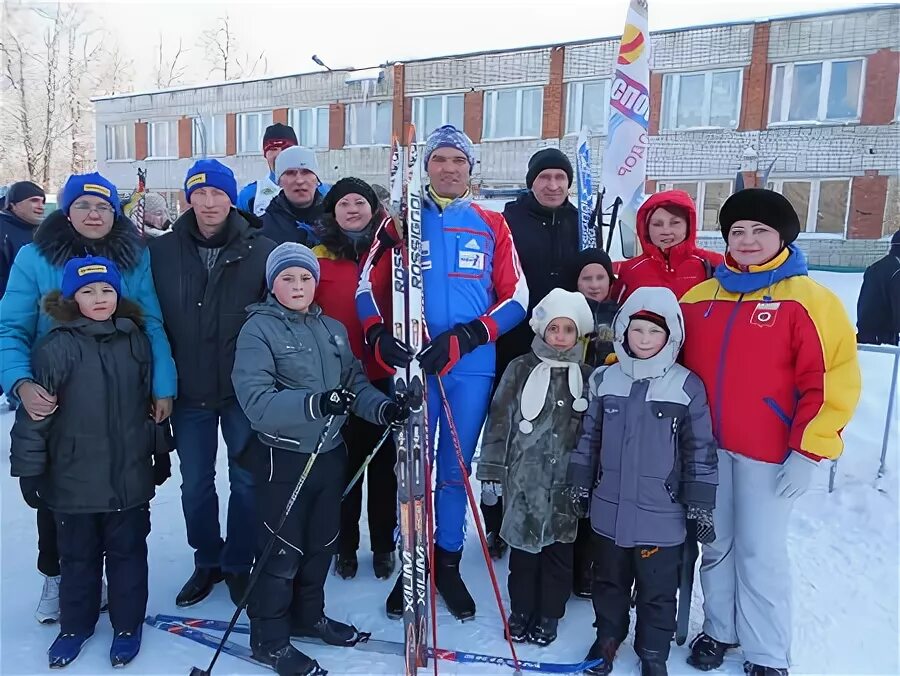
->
[743,662,789,676]
[292,616,366,647]
[505,611,532,642]
[486,532,508,560]
[434,546,475,621]
[110,626,142,667]
[637,648,668,676]
[528,617,559,647]
[36,574,61,624]
[252,643,324,676]
[385,575,403,619]
[584,637,620,676]
[100,580,109,613]
[48,631,94,668]
[175,566,223,607]
[372,551,395,580]
[334,552,358,580]
[225,572,250,606]
[687,633,739,671]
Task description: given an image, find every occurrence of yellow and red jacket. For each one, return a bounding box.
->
[680,245,861,464]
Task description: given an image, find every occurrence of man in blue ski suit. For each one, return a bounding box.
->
[356,125,528,620]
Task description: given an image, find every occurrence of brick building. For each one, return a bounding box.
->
[93,5,900,266]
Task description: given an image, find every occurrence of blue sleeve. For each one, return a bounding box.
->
[0,246,43,393]
[237,182,256,213]
[131,249,178,399]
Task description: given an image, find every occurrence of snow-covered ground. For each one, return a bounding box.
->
[1,271,897,675]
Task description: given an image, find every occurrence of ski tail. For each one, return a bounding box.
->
[675,533,700,645]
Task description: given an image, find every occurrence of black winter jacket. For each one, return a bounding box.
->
[260,191,324,246]
[857,244,900,346]
[9,294,161,513]
[148,209,275,409]
[0,209,36,297]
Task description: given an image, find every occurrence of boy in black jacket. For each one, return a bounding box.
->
[9,256,171,669]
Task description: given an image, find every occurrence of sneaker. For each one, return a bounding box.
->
[334,552,358,580]
[744,663,789,676]
[48,631,93,669]
[36,574,61,624]
[110,626,142,667]
[505,611,532,642]
[687,633,739,671]
[527,616,558,646]
[372,551,395,580]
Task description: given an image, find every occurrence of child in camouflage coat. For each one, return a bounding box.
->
[476,288,594,647]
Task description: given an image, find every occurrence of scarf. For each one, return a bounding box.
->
[518,336,588,434]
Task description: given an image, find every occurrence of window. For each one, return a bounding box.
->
[105,124,134,161]
[412,94,464,137]
[345,101,392,146]
[193,114,226,156]
[565,80,610,134]
[237,111,274,154]
[766,179,851,235]
[769,59,864,124]
[148,121,177,159]
[656,180,733,231]
[290,107,330,149]
[483,87,543,140]
[662,69,741,130]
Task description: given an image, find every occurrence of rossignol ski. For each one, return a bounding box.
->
[576,129,596,249]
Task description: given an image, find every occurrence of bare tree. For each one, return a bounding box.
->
[198,15,267,81]
[154,35,188,89]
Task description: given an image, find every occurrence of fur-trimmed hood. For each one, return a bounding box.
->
[315,209,382,261]
[33,210,144,271]
[42,289,145,329]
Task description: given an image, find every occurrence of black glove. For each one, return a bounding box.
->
[378,393,411,427]
[153,452,172,486]
[366,323,414,371]
[314,388,356,418]
[567,486,591,519]
[418,320,489,376]
[19,476,45,510]
[686,505,716,544]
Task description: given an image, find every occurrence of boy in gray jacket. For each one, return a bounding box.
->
[568,286,718,676]
[231,242,408,676]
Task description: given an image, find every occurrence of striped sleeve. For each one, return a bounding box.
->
[476,208,528,341]
[355,215,398,334]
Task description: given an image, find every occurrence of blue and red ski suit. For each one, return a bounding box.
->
[356,192,528,551]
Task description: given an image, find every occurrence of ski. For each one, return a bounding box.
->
[149,615,605,674]
[675,531,700,645]
[576,129,596,249]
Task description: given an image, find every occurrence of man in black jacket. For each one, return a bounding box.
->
[857,229,900,346]
[260,146,325,246]
[149,159,275,608]
[1,180,45,297]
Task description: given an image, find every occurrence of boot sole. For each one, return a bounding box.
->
[175,585,217,608]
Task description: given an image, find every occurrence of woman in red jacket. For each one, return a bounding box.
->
[313,178,397,581]
[612,190,723,303]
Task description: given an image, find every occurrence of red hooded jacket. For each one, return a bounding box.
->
[611,190,723,303]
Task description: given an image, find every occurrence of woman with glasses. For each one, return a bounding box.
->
[0,172,176,626]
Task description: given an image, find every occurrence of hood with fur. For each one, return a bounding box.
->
[42,289,145,328]
[33,210,144,271]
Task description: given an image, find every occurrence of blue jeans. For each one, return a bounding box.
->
[170,400,256,574]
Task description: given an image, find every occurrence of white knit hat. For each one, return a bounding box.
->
[275,146,320,181]
[529,288,594,339]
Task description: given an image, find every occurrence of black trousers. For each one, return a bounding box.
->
[55,505,150,635]
[37,507,61,577]
[591,532,681,656]
[508,542,574,619]
[338,382,397,555]
[573,518,593,585]
[248,443,346,652]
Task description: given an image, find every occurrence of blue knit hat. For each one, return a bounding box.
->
[184,159,238,205]
[61,256,122,299]
[424,125,475,169]
[61,173,121,215]
[266,242,320,291]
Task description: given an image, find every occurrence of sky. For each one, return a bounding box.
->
[32,0,898,92]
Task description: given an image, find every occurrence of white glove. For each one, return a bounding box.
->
[481,481,503,506]
[775,451,819,498]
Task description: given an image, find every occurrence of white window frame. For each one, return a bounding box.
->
[344,101,392,147]
[662,68,743,131]
[105,124,134,162]
[565,79,611,135]
[768,58,866,125]
[192,114,227,157]
[289,107,330,149]
[482,86,544,141]
[656,179,734,232]
[237,110,274,155]
[766,178,852,237]
[411,93,465,138]
[147,120,177,160]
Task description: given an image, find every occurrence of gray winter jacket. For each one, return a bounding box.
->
[232,295,392,454]
[567,287,717,548]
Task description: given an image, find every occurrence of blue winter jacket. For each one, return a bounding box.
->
[0,211,177,399]
[237,170,331,214]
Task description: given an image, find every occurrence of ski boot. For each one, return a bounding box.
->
[505,611,532,643]
[372,551,395,580]
[36,574,61,624]
[744,663,788,676]
[292,616,368,647]
[687,633,739,671]
[528,617,558,647]
[637,648,668,676]
[110,626,142,667]
[48,631,93,668]
[385,575,403,619]
[334,552,358,580]
[252,644,325,676]
[434,546,475,621]
[584,637,620,676]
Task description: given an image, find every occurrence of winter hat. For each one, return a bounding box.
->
[323,177,379,216]
[629,310,670,338]
[424,125,475,169]
[266,242,321,291]
[719,188,801,245]
[184,159,238,205]
[563,248,616,293]
[6,181,45,207]
[61,255,122,298]
[275,146,320,182]
[61,172,121,215]
[526,148,574,189]
[262,123,298,153]
[529,288,595,339]
[142,192,169,217]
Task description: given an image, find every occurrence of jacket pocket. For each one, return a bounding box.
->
[451,232,488,279]
[763,397,793,427]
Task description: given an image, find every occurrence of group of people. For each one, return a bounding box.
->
[0,119,871,676]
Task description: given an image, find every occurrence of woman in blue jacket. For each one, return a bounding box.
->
[0,172,176,624]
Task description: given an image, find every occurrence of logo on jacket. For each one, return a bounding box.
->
[464,238,481,251]
[458,251,485,271]
[750,302,781,328]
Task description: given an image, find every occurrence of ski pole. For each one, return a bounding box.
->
[434,376,522,676]
[422,406,440,676]
[188,413,338,676]
[342,425,394,499]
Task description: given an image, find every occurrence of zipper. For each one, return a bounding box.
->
[713,294,744,432]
